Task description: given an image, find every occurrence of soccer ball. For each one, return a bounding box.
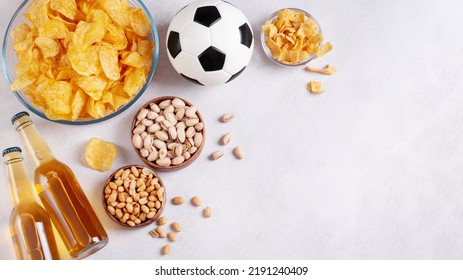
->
[166,0,254,86]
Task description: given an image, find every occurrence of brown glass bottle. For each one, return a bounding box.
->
[11,112,108,259]
[3,147,60,260]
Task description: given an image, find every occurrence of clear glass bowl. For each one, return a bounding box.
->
[260,8,322,66]
[1,0,160,125]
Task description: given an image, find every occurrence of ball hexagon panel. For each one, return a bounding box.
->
[222,44,252,75]
[209,18,241,54]
[216,1,249,28]
[173,51,207,80]
[194,6,221,27]
[179,23,211,56]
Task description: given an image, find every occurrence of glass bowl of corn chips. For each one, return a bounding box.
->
[261,8,323,66]
[2,0,159,125]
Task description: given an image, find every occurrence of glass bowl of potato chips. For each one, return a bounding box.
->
[261,8,323,66]
[2,0,159,125]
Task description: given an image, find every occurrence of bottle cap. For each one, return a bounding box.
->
[11,111,30,125]
[2,147,22,157]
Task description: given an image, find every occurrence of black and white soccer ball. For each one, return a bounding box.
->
[166,0,254,86]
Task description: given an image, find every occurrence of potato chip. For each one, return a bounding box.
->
[56,68,75,80]
[35,37,60,58]
[71,89,87,120]
[50,0,77,20]
[101,0,130,28]
[121,51,144,68]
[99,46,120,81]
[38,19,68,39]
[308,81,324,94]
[123,68,146,97]
[130,8,151,37]
[12,31,34,53]
[85,99,100,119]
[23,0,49,27]
[42,81,73,114]
[103,23,128,50]
[101,91,114,107]
[9,0,154,121]
[262,8,330,64]
[72,20,105,49]
[84,137,117,172]
[68,44,102,76]
[76,75,107,100]
[10,71,37,91]
[11,23,31,43]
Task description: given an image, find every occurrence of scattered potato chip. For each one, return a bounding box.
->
[306,64,336,75]
[9,0,154,121]
[308,81,324,94]
[84,137,117,172]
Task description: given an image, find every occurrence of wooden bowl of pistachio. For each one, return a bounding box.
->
[131,96,206,171]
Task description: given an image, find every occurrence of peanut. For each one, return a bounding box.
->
[170,222,181,232]
[172,196,184,205]
[203,207,212,218]
[191,196,202,207]
[161,244,170,255]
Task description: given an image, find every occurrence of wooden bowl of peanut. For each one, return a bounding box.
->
[102,165,166,228]
[131,96,206,171]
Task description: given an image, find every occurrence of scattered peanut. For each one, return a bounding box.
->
[149,229,160,238]
[170,222,181,232]
[172,196,184,205]
[232,146,245,160]
[157,216,167,226]
[155,227,167,238]
[161,244,170,255]
[203,207,212,218]
[132,98,204,167]
[104,166,164,227]
[167,232,176,242]
[191,196,202,207]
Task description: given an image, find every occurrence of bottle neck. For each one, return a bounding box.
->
[4,152,36,205]
[13,115,55,168]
